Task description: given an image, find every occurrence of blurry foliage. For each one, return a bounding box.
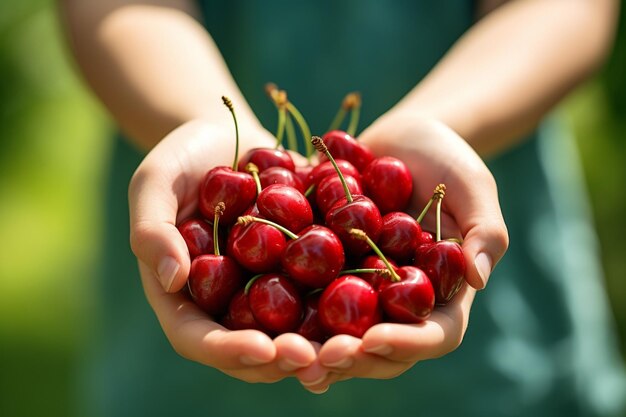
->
[0,1,624,417]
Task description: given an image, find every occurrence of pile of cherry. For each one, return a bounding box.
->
[177,92,466,342]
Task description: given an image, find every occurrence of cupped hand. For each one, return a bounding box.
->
[297,112,509,392]
[128,118,316,383]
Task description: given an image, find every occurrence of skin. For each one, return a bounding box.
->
[59,0,619,394]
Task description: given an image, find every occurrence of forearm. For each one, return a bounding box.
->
[395,0,619,157]
[59,0,259,151]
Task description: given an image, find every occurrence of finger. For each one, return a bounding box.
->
[318,335,409,379]
[362,284,476,362]
[273,333,317,372]
[129,162,192,292]
[139,262,277,371]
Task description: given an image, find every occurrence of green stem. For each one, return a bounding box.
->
[304,183,316,198]
[275,106,286,149]
[238,216,298,240]
[244,274,265,295]
[221,96,239,171]
[213,202,225,256]
[349,229,401,282]
[339,268,389,276]
[436,197,442,242]
[285,115,299,153]
[416,198,435,224]
[346,104,360,137]
[287,102,313,159]
[328,107,347,132]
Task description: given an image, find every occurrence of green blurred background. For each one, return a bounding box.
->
[0,2,625,416]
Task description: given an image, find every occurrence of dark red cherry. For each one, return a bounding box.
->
[305,159,361,190]
[237,148,295,173]
[415,240,465,305]
[315,174,362,217]
[221,289,267,332]
[187,254,244,317]
[177,217,218,260]
[296,292,328,343]
[256,184,313,233]
[198,166,256,225]
[325,195,382,257]
[318,275,381,338]
[362,156,413,214]
[259,166,305,193]
[295,164,314,184]
[228,221,287,273]
[378,266,435,323]
[248,274,303,334]
[377,212,422,263]
[320,130,374,172]
[282,225,345,288]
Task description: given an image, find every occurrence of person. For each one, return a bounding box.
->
[59,0,626,416]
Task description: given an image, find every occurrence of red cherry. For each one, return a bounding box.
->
[296,292,328,343]
[228,220,287,273]
[282,225,345,288]
[415,241,465,305]
[362,156,413,214]
[377,212,422,263]
[295,164,314,184]
[315,174,362,217]
[318,275,381,338]
[222,288,267,332]
[378,266,435,323]
[198,167,257,225]
[187,203,243,317]
[256,184,313,233]
[237,148,296,173]
[248,274,303,334]
[325,195,382,257]
[305,159,361,191]
[320,130,374,171]
[177,217,218,260]
[259,166,305,193]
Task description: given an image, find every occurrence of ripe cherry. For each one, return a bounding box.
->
[296,291,328,343]
[187,203,244,317]
[228,217,287,273]
[318,275,381,338]
[221,288,266,332]
[256,184,313,234]
[259,166,305,193]
[362,156,413,214]
[177,217,218,260]
[319,130,374,172]
[247,273,303,334]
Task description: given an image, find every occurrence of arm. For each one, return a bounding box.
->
[395,0,619,157]
[58,0,262,151]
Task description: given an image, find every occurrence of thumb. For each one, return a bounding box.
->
[446,177,509,290]
[128,165,191,293]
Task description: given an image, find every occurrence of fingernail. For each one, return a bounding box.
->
[301,375,328,387]
[364,344,393,355]
[307,386,329,395]
[323,357,353,369]
[474,252,493,288]
[157,256,179,291]
[278,358,307,372]
[240,355,270,366]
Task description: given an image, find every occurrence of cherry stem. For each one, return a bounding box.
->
[246,163,262,194]
[287,101,313,159]
[416,183,446,224]
[328,107,347,132]
[244,274,265,295]
[311,136,353,203]
[345,93,361,137]
[339,268,392,278]
[436,194,442,242]
[275,105,286,149]
[213,202,225,256]
[222,96,239,171]
[304,183,316,198]
[237,215,298,240]
[285,115,299,153]
[349,229,401,282]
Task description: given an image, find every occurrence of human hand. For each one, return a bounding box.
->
[129,118,317,383]
[296,113,509,392]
